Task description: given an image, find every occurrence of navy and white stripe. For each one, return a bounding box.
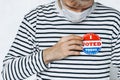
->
[2,0,120,80]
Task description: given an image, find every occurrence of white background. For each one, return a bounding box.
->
[0,0,120,80]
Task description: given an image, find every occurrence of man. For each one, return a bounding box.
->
[2,0,120,80]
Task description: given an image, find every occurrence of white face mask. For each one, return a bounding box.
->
[62,8,91,23]
[60,0,94,23]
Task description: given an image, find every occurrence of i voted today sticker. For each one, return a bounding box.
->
[83,33,102,55]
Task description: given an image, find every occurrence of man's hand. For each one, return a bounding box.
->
[43,34,83,64]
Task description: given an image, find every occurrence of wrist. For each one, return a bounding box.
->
[43,48,52,65]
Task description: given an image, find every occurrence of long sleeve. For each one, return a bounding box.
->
[111,24,120,78]
[111,31,120,67]
[1,17,48,80]
[111,11,120,78]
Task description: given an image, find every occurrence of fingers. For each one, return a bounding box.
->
[65,39,83,52]
[68,45,83,51]
[67,39,83,46]
[68,51,80,56]
[60,34,83,42]
[60,34,83,54]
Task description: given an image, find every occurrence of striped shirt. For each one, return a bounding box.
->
[2,0,120,80]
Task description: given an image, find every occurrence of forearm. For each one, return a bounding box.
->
[2,50,48,80]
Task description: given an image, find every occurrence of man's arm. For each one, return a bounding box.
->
[1,16,83,80]
[111,27,120,79]
[1,17,48,80]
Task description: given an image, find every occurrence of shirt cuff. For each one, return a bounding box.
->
[38,50,49,71]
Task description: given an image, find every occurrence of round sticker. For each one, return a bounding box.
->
[83,33,102,55]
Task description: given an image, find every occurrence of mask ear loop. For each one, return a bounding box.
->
[58,0,62,10]
[59,0,65,10]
